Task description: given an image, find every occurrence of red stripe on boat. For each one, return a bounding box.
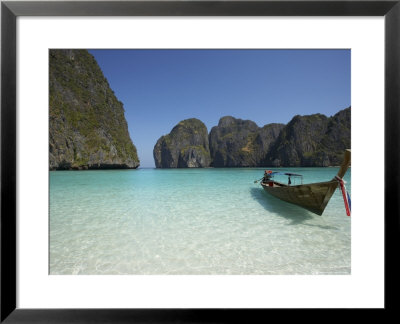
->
[336,176,351,217]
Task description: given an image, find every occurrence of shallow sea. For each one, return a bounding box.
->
[49,167,351,275]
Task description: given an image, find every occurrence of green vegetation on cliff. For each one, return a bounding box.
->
[49,49,139,170]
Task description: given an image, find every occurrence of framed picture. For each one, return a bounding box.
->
[1,0,398,322]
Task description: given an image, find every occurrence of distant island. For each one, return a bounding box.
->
[154,107,350,168]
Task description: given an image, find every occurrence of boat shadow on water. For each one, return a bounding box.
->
[249,187,339,230]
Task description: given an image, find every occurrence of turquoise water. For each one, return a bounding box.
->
[49,168,351,275]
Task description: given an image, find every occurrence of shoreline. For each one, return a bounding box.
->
[49,165,350,171]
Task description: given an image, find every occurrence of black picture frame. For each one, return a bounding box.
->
[1,0,399,322]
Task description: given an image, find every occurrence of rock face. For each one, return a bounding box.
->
[153,118,211,168]
[49,49,139,170]
[265,107,351,167]
[153,108,350,168]
[209,116,284,167]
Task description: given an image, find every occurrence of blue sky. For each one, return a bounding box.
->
[89,49,350,168]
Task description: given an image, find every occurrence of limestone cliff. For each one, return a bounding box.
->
[265,107,351,167]
[209,116,284,167]
[153,118,211,168]
[49,49,139,170]
[153,108,350,168]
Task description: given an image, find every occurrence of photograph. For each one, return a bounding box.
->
[49,49,351,275]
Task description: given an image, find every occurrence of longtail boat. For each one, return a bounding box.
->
[258,150,351,216]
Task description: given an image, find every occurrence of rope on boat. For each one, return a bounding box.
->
[335,176,351,217]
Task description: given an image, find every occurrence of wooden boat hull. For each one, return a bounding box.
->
[261,180,338,216]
